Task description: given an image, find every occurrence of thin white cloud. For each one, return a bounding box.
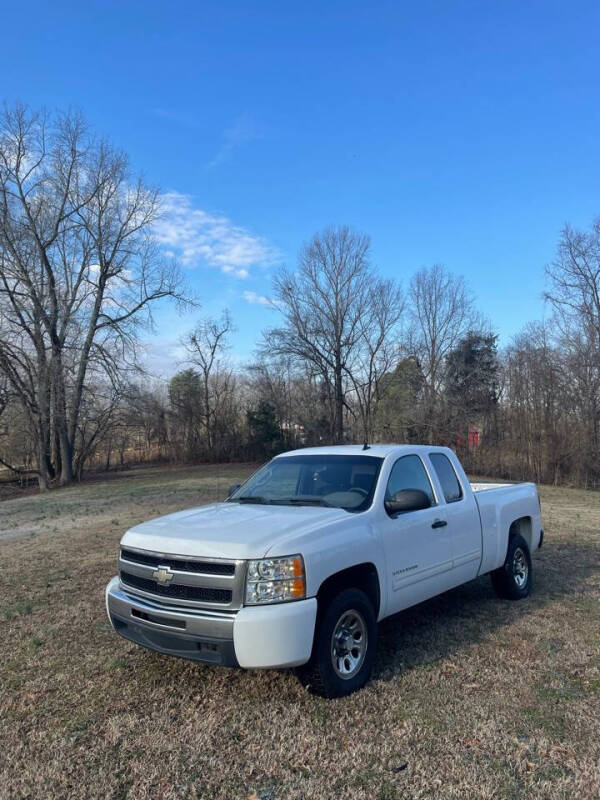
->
[152,107,200,127]
[207,113,261,169]
[243,290,274,307]
[223,265,249,279]
[154,191,278,279]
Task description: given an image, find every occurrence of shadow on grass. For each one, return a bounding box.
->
[374,539,600,681]
[110,538,599,698]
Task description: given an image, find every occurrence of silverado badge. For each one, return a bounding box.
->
[152,566,174,584]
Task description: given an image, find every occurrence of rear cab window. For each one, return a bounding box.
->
[429,453,463,503]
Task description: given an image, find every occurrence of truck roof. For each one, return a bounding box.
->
[277,444,452,459]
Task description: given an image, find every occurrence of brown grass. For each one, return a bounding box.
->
[1,468,599,799]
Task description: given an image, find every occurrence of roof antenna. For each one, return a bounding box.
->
[362,441,370,451]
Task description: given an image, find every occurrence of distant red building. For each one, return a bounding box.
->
[468,427,480,448]
[456,427,480,449]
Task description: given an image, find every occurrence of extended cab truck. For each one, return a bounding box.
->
[105,445,543,697]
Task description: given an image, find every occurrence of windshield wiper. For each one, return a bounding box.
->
[275,496,330,507]
[235,495,270,504]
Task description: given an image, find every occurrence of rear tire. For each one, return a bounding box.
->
[297,588,377,698]
[491,533,532,599]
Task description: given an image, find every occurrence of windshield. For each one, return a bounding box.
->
[228,454,383,512]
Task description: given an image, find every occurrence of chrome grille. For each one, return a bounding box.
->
[120,571,233,603]
[120,548,235,575]
[118,547,245,610]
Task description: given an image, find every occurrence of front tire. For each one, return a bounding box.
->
[298,588,377,698]
[491,533,532,599]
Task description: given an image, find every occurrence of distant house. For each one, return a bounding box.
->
[468,427,480,448]
[456,426,481,449]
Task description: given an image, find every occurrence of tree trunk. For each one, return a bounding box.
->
[58,431,74,485]
[334,359,344,443]
[37,433,50,491]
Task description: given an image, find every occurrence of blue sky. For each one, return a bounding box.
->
[2,0,600,374]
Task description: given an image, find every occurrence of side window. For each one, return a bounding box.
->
[429,453,463,503]
[386,455,435,506]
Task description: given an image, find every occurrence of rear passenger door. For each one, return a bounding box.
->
[380,454,455,615]
[428,453,482,583]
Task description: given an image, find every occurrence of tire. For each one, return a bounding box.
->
[491,533,532,600]
[297,588,377,698]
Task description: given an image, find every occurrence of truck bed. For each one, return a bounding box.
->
[470,481,514,492]
[471,481,541,574]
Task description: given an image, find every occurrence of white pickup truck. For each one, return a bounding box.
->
[106,445,543,697]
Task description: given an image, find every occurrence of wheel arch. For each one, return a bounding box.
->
[316,562,381,619]
[509,516,533,552]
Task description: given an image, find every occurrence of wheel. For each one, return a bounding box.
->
[491,533,532,600]
[297,588,377,698]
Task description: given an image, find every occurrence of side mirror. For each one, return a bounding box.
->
[385,488,431,516]
[227,483,241,499]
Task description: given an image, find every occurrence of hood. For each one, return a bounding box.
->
[120,501,350,560]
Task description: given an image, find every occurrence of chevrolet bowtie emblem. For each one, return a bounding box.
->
[152,566,174,584]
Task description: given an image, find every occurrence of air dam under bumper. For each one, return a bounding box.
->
[105,577,317,669]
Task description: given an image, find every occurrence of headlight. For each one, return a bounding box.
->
[245,554,306,605]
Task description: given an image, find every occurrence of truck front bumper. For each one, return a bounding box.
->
[105,576,317,669]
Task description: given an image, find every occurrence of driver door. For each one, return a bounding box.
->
[380,454,454,615]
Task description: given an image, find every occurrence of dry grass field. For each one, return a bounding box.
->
[1,465,599,800]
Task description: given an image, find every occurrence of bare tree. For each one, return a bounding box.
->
[545,219,600,345]
[246,355,296,439]
[264,226,403,442]
[500,323,570,483]
[0,104,185,488]
[544,220,600,482]
[343,278,404,442]
[0,372,7,423]
[72,383,121,480]
[0,372,9,461]
[181,311,234,455]
[408,264,480,442]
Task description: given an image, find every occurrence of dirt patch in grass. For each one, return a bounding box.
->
[1,472,599,799]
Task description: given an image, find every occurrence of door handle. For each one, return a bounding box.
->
[431,519,447,529]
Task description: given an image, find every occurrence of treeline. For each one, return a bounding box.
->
[3,225,600,488]
[1,105,600,489]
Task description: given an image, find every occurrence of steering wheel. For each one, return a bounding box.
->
[349,487,368,497]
